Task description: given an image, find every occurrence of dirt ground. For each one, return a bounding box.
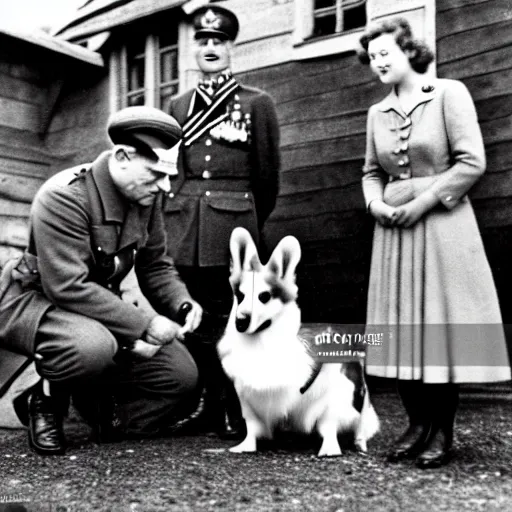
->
[1,388,512,512]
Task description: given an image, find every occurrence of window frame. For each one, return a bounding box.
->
[293,0,367,61]
[109,25,180,113]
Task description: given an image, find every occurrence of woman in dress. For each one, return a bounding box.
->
[358,18,511,468]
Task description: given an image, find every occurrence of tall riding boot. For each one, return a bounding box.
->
[416,383,458,469]
[219,372,246,440]
[23,379,67,455]
[387,380,431,462]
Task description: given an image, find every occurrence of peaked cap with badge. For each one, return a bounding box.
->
[107,106,182,174]
[191,4,239,41]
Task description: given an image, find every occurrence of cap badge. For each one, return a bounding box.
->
[200,9,222,30]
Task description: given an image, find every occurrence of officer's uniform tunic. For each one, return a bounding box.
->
[0,151,198,435]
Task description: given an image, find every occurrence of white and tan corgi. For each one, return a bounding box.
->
[217,227,379,457]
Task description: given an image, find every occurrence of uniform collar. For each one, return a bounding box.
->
[377,82,437,118]
[90,150,127,224]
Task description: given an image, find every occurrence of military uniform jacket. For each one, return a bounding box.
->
[164,83,280,267]
[0,151,191,357]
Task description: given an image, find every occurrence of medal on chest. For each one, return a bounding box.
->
[209,94,252,145]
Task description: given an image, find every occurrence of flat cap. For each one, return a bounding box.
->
[191,5,239,41]
[107,106,182,162]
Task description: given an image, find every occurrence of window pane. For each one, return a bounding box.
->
[126,38,145,93]
[344,2,366,31]
[313,13,336,37]
[314,0,335,8]
[160,48,178,84]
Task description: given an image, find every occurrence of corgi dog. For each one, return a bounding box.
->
[217,227,379,457]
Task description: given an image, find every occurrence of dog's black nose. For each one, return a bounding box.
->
[235,315,251,333]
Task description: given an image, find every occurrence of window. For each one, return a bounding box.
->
[126,37,146,106]
[111,16,180,112]
[158,30,179,113]
[293,0,367,60]
[312,0,367,38]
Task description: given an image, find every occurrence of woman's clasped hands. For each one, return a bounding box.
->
[369,190,439,228]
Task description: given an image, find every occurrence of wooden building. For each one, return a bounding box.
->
[0,26,103,266]
[2,0,511,329]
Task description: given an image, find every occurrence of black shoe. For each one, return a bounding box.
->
[72,391,124,443]
[415,427,453,469]
[387,424,430,462]
[28,382,66,456]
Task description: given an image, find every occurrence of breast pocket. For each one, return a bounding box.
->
[199,192,259,266]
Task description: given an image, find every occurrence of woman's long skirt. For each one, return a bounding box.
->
[365,193,511,383]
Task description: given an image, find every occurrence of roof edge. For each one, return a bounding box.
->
[0,25,104,67]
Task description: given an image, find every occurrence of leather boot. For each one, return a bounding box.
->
[387,380,430,462]
[27,380,66,456]
[218,375,246,440]
[416,384,458,469]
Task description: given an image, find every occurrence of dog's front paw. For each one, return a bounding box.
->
[317,441,342,458]
[229,439,257,453]
[354,438,368,454]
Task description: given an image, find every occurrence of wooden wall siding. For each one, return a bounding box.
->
[237,52,381,321]
[437,0,512,324]
[236,0,512,323]
[45,71,110,173]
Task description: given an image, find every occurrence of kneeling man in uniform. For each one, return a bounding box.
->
[0,106,203,455]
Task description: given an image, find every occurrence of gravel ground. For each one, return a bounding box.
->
[1,389,512,512]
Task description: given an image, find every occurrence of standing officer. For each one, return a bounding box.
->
[0,106,203,455]
[163,5,280,437]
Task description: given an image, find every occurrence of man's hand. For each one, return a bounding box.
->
[394,190,439,228]
[131,339,162,358]
[179,300,203,335]
[144,315,184,346]
[368,200,401,227]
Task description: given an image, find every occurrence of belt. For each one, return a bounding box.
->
[178,179,252,194]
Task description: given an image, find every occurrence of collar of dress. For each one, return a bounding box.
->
[377,83,436,118]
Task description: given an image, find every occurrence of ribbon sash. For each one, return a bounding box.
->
[182,77,240,147]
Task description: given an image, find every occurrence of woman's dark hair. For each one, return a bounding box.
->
[357,17,434,74]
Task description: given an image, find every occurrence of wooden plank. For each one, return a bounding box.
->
[436,0,512,39]
[0,157,51,180]
[272,64,375,106]
[281,112,367,147]
[463,68,512,103]
[438,46,512,80]
[0,97,40,133]
[0,172,45,203]
[280,161,363,196]
[281,134,366,171]
[472,170,512,200]
[0,71,45,105]
[278,83,384,125]
[233,33,293,74]
[476,94,512,124]
[272,183,365,220]
[266,209,370,243]
[0,216,29,248]
[0,199,31,217]
[437,19,512,64]
[480,115,512,146]
[473,198,512,228]
[486,141,512,174]
[437,0,491,12]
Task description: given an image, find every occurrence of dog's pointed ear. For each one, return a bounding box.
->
[266,236,301,282]
[230,227,261,277]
